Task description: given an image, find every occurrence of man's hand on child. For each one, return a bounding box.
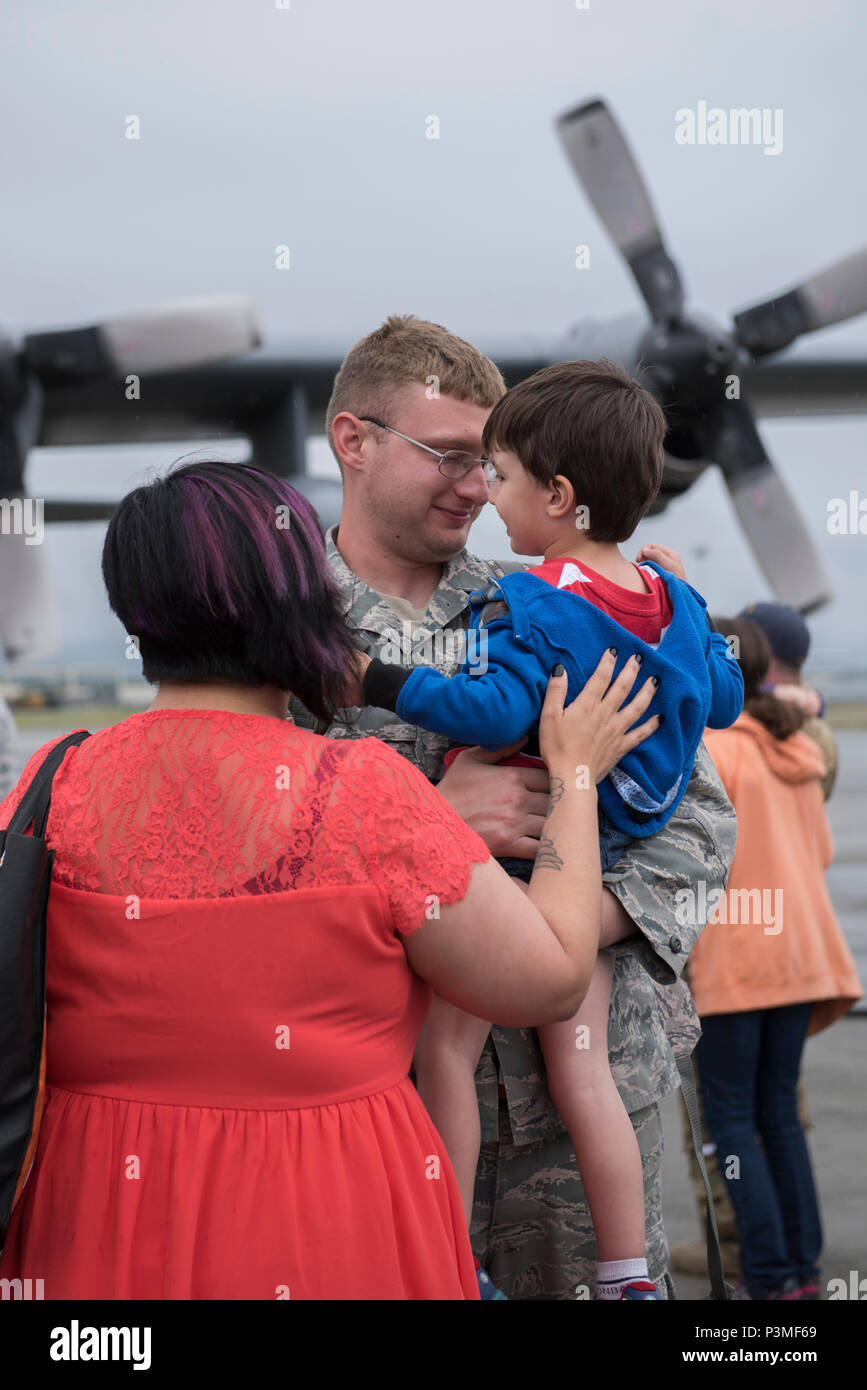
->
[634,543,688,582]
[334,648,372,708]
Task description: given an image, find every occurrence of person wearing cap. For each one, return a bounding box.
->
[686,614,861,1298]
[672,600,840,1285]
[739,602,837,800]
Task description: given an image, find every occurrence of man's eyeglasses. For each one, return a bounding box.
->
[360,417,497,486]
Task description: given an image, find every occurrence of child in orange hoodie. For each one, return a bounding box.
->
[685,614,862,1301]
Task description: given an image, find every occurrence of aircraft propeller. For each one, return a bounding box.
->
[555,98,866,611]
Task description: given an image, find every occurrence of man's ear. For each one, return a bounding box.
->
[331,412,369,473]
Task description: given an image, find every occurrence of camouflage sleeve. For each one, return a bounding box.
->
[287,692,321,733]
[802,716,838,801]
[601,740,737,984]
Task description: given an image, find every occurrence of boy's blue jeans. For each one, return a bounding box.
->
[695,1002,822,1295]
[496,808,632,881]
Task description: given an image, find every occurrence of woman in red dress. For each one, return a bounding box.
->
[0,460,658,1299]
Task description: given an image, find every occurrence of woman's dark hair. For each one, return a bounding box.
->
[102,459,361,727]
[711,615,804,741]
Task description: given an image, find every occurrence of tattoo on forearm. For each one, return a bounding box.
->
[535,835,564,872]
[547,776,565,814]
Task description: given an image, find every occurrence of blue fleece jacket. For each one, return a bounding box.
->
[376,561,743,838]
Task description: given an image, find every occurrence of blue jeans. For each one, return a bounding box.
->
[496,808,632,883]
[695,1003,822,1295]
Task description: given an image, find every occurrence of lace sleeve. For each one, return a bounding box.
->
[347,739,491,937]
[0,732,77,832]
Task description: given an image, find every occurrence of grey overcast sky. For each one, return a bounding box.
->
[2,0,865,677]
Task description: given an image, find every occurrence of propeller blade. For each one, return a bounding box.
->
[555,98,684,323]
[23,295,262,383]
[733,246,867,358]
[725,465,832,613]
[698,399,832,612]
[0,512,62,659]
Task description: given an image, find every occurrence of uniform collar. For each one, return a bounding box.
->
[324,523,522,627]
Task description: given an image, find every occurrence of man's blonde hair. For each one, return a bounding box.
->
[325,314,506,465]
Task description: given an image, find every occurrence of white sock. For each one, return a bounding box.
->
[596,1257,650,1300]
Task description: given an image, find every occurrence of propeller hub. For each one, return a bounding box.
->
[640,315,739,409]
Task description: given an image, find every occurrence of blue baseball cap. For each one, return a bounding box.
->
[738,602,810,669]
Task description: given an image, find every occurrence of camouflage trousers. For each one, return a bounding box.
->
[470,1094,676,1300]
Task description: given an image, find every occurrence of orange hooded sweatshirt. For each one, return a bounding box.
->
[687,712,862,1035]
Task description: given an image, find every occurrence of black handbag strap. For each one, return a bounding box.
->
[3,730,91,842]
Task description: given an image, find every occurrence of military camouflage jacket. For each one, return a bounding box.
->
[802,715,838,801]
[288,525,737,1146]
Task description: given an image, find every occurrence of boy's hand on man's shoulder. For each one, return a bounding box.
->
[634,542,688,582]
[771,682,823,717]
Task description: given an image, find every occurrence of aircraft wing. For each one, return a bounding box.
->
[740,352,867,417]
[37,343,866,452]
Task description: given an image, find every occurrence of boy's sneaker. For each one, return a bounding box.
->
[474,1257,508,1300]
[620,1280,661,1300]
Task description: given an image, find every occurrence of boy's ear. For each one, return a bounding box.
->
[548,473,577,517]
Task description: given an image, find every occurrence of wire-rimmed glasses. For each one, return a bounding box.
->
[360,417,497,486]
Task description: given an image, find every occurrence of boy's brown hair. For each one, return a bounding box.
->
[325,314,506,466]
[481,358,666,542]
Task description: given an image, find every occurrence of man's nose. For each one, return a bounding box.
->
[451,462,490,505]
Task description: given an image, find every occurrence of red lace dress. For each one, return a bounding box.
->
[0,709,491,1300]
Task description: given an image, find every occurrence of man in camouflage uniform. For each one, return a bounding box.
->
[288,315,737,1299]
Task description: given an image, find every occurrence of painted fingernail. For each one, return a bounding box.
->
[633,652,643,664]
[608,646,618,656]
[552,663,565,676]
[652,675,661,687]
[657,713,665,724]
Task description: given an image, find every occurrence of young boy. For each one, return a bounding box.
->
[354,359,743,1300]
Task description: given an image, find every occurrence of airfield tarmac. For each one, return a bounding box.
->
[9,707,867,1300]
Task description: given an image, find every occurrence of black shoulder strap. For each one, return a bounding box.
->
[5,731,91,841]
[677,1054,733,1300]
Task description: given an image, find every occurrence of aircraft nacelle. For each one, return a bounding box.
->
[553,313,650,374]
[552,314,738,507]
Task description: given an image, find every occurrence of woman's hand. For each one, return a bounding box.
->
[538,651,660,785]
[634,542,688,581]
